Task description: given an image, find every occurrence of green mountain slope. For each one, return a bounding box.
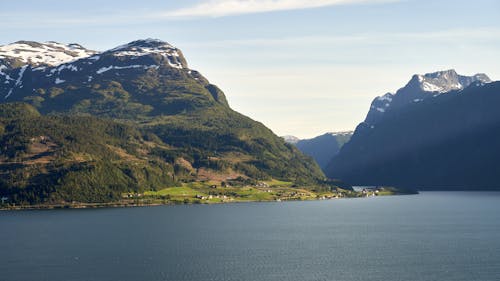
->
[0,40,327,205]
[0,103,178,204]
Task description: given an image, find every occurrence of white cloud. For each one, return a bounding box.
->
[0,0,395,28]
[165,0,397,18]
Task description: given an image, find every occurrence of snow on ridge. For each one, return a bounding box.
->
[96,64,159,74]
[421,80,463,93]
[110,47,184,69]
[421,81,447,93]
[107,39,185,69]
[108,38,173,52]
[328,131,353,136]
[0,41,97,66]
[1,39,187,69]
[376,93,393,102]
[112,47,179,57]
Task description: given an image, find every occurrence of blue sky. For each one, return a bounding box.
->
[1,0,499,138]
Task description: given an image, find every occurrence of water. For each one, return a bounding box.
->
[1,192,500,281]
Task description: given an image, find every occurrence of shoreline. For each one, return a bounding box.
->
[0,191,418,211]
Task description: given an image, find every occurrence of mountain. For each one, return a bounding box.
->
[365,69,491,124]
[0,39,226,114]
[292,132,353,171]
[0,39,327,205]
[326,70,500,190]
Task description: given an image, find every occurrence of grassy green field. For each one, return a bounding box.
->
[144,186,198,197]
[136,179,348,204]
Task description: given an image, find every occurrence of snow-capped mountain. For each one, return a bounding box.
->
[0,39,210,102]
[326,71,500,190]
[365,69,491,124]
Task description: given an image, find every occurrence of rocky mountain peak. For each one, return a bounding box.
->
[409,69,491,93]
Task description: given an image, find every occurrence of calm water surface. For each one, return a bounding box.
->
[1,192,500,281]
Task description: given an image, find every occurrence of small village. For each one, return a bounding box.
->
[119,181,398,206]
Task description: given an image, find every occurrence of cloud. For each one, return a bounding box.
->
[0,0,395,28]
[165,0,396,18]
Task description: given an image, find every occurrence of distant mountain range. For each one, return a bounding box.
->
[326,70,500,190]
[0,39,327,205]
[284,132,353,171]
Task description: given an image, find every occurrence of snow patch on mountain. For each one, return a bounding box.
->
[376,93,393,102]
[51,63,79,75]
[5,65,28,99]
[0,65,13,81]
[107,39,185,69]
[421,81,446,92]
[416,70,491,94]
[328,131,354,136]
[96,64,159,74]
[282,135,300,144]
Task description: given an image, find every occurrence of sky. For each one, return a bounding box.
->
[1,0,499,138]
